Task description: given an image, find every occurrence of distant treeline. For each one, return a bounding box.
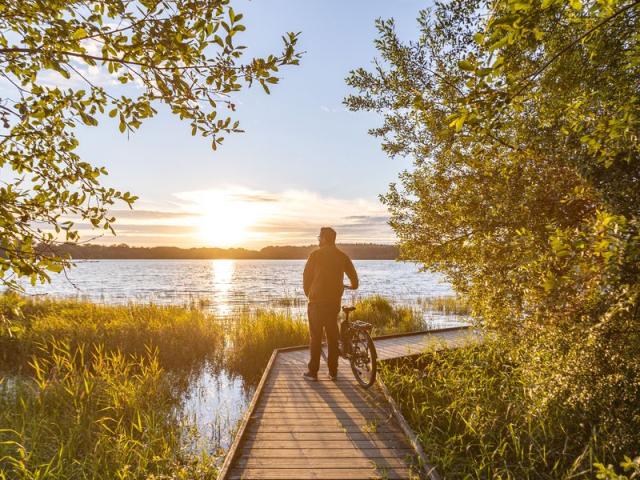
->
[51,243,400,260]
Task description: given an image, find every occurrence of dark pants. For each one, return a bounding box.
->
[307,302,340,376]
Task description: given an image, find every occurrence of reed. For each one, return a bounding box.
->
[0,293,224,371]
[0,340,218,479]
[350,295,423,335]
[270,296,306,308]
[226,310,309,382]
[417,295,470,316]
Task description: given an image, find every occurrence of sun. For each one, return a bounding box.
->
[199,205,254,247]
[188,189,273,247]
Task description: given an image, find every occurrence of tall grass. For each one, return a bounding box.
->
[226,310,309,381]
[0,340,218,479]
[350,295,423,335]
[418,295,470,316]
[0,293,224,370]
[380,338,633,479]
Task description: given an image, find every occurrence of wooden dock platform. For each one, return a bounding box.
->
[219,326,472,480]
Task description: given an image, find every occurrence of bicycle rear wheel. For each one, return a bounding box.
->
[350,330,377,388]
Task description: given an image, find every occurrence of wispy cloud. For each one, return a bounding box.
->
[320,105,350,114]
[82,186,394,248]
[108,209,196,219]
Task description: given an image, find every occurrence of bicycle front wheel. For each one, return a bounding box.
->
[350,330,377,388]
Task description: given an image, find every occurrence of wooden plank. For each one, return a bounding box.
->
[264,383,372,390]
[227,467,414,479]
[235,457,410,469]
[253,412,389,421]
[249,417,395,426]
[248,432,408,442]
[248,420,397,428]
[257,398,382,405]
[240,439,411,450]
[255,405,388,412]
[261,390,377,397]
[259,398,380,404]
[245,426,403,434]
[239,448,413,459]
[371,325,470,342]
[255,407,385,414]
[251,407,392,421]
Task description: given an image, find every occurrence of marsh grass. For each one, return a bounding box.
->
[0,293,224,371]
[0,340,218,480]
[270,296,306,308]
[226,310,309,381]
[350,295,423,335]
[380,338,629,479]
[417,295,470,316]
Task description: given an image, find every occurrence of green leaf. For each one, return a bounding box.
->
[458,60,475,71]
[569,0,582,10]
[72,28,88,40]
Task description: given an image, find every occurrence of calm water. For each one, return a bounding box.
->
[23,259,454,316]
[19,259,460,453]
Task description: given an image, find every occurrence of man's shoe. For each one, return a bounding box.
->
[329,374,338,382]
[303,371,318,381]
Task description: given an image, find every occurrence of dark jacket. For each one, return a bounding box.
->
[303,245,358,307]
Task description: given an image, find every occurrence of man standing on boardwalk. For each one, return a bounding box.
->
[302,227,359,381]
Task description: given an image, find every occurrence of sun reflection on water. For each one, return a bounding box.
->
[211,259,235,316]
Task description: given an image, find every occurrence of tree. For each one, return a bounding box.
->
[0,0,300,289]
[347,0,639,457]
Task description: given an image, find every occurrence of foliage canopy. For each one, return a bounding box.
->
[347,0,640,458]
[0,0,300,289]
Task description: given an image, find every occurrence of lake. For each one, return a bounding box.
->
[18,259,462,453]
[23,259,454,316]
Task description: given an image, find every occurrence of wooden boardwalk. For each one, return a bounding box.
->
[219,326,472,480]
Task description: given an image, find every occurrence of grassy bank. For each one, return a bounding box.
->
[380,338,639,479]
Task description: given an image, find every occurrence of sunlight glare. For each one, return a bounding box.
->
[190,189,272,247]
[210,259,235,316]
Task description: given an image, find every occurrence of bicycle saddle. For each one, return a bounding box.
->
[342,306,356,313]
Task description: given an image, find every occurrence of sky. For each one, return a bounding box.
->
[16,1,432,249]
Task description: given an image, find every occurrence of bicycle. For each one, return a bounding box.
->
[322,287,378,388]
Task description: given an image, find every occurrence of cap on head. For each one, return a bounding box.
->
[319,227,337,245]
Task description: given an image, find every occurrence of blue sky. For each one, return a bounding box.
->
[39,1,432,248]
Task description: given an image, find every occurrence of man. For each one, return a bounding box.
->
[302,227,359,381]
